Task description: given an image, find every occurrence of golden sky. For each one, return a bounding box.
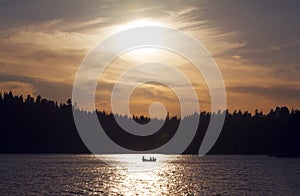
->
[0,0,300,116]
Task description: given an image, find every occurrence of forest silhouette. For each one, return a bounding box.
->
[0,91,299,157]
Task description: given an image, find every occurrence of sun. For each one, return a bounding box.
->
[112,18,166,57]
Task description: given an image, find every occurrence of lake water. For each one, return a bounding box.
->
[0,154,299,195]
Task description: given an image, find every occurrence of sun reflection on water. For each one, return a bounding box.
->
[95,154,178,195]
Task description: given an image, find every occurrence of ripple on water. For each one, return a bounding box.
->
[0,154,300,195]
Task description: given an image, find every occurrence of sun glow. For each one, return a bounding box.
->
[112,19,167,57]
[119,19,164,30]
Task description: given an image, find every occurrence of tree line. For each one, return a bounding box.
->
[0,91,299,157]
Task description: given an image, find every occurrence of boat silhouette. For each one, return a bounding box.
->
[142,156,156,162]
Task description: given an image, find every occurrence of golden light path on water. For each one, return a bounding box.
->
[95,154,179,195]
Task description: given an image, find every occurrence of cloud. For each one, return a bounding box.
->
[232,55,242,60]
[8,30,97,50]
[0,0,299,114]
[0,38,85,83]
[0,74,73,102]
[0,81,35,96]
[229,85,300,100]
[198,1,300,71]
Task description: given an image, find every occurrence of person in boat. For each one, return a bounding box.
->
[142,156,156,161]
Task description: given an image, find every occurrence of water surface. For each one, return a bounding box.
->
[0,154,299,195]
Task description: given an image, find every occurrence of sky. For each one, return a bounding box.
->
[0,0,300,117]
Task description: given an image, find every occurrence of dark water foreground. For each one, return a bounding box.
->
[0,154,299,195]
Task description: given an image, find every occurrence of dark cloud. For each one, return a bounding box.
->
[229,85,300,101]
[0,0,184,31]
[0,0,106,26]
[198,1,300,71]
[201,0,300,44]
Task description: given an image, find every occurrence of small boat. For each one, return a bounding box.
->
[142,156,156,162]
